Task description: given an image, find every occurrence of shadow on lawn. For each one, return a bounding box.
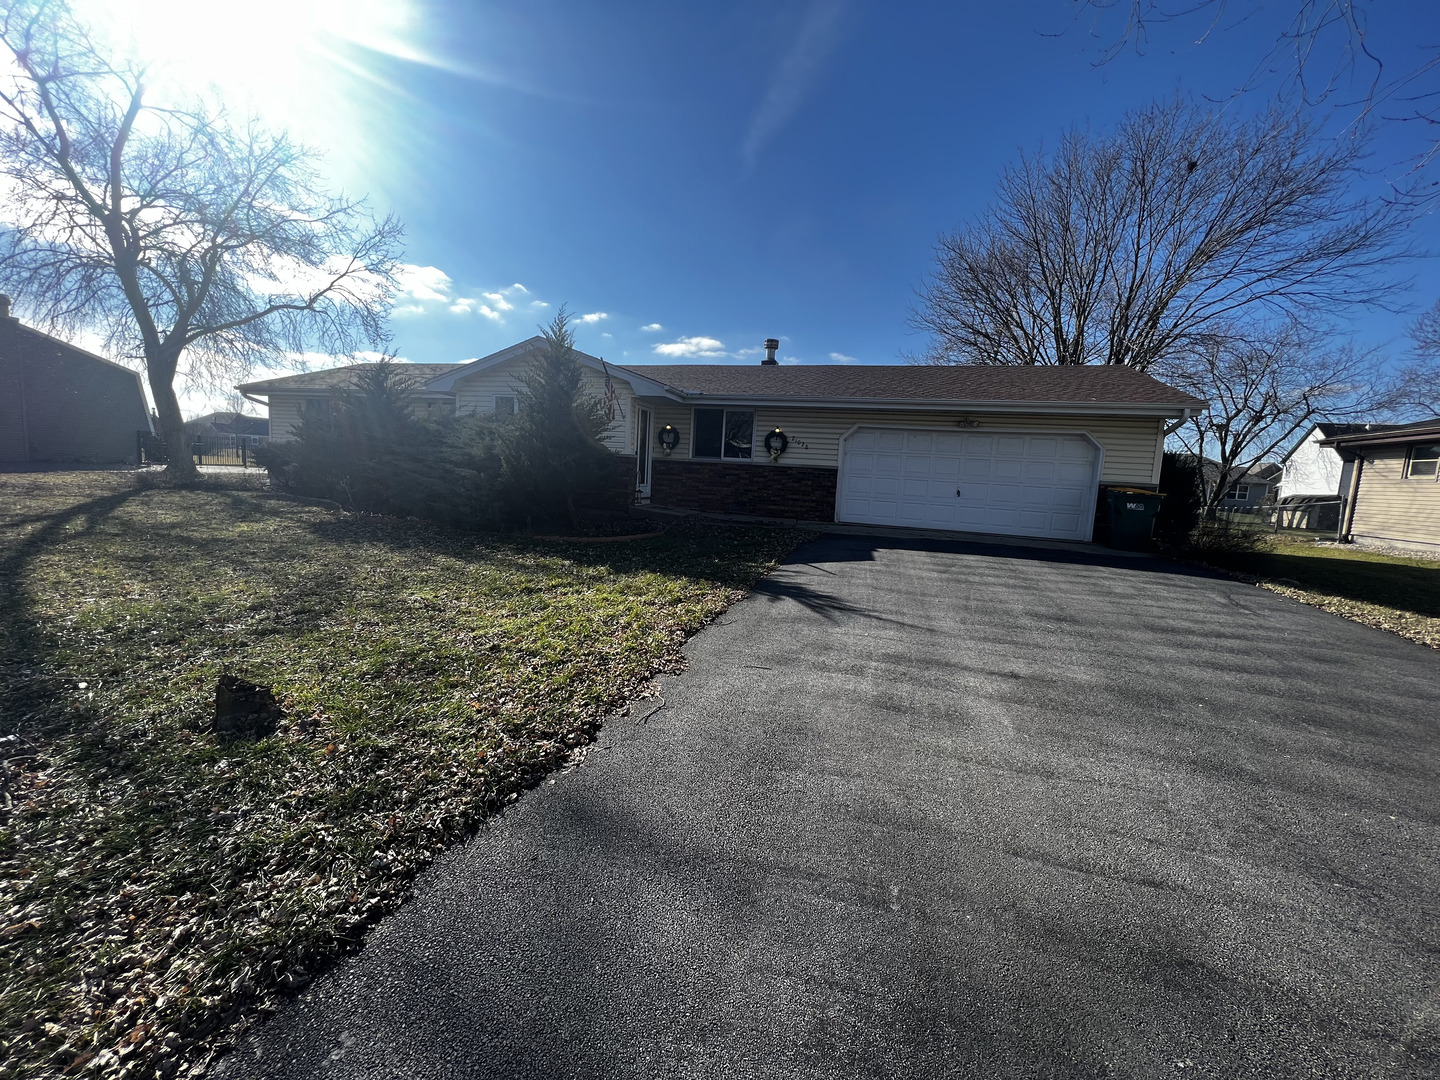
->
[0,485,151,736]
[1212,550,1440,619]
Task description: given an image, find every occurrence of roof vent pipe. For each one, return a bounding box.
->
[762,337,779,366]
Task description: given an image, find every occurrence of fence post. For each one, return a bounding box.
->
[241,440,247,469]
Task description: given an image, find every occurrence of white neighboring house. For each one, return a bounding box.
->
[1278,424,1403,502]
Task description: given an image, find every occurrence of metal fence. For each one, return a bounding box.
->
[137,431,268,467]
[1213,499,1347,539]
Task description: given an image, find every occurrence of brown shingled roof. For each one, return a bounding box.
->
[616,363,1205,407]
[238,363,465,393]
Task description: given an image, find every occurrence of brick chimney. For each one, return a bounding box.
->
[762,337,779,365]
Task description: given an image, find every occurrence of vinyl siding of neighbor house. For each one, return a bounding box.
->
[640,403,1166,487]
[1279,430,1348,499]
[452,367,635,453]
[0,318,150,463]
[1350,446,1440,549]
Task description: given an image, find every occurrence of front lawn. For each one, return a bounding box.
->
[0,471,805,1080]
[1200,538,1440,648]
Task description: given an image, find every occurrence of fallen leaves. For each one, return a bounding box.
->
[0,471,806,1080]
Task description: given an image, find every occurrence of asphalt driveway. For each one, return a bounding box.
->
[218,535,1440,1079]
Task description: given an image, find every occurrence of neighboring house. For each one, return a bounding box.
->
[1323,419,1440,552]
[186,411,269,439]
[0,295,151,466]
[1170,454,1280,511]
[1217,462,1281,510]
[1278,423,1403,502]
[237,337,1204,543]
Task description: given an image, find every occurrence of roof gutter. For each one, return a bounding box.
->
[635,393,1200,417]
[1163,407,1195,436]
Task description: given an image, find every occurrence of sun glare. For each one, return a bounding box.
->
[72,0,421,149]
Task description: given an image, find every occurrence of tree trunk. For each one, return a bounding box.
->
[149,372,197,480]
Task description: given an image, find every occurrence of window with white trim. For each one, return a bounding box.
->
[692,408,753,460]
[1406,443,1440,479]
[494,395,517,418]
[1222,484,1251,501]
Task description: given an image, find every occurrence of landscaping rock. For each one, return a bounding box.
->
[212,676,281,740]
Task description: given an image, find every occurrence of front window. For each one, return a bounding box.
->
[692,408,753,460]
[494,395,517,418]
[1223,484,1250,501]
[1406,443,1440,479]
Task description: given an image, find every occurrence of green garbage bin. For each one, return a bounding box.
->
[1099,487,1164,550]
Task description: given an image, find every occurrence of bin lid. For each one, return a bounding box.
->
[1105,486,1164,497]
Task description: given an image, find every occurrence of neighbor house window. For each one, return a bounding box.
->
[692,408,753,460]
[301,397,332,419]
[1406,443,1440,479]
[494,395,517,418]
[1223,484,1250,502]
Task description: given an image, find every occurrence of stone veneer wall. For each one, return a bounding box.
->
[649,458,839,520]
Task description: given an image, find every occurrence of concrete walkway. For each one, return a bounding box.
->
[219,534,1440,1079]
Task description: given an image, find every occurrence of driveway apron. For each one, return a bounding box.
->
[219,535,1440,1079]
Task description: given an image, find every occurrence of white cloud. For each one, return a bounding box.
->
[601,332,613,338]
[779,355,803,365]
[530,300,549,309]
[829,351,858,364]
[654,336,728,358]
[733,346,763,358]
[640,323,663,332]
[578,311,608,323]
[481,291,514,312]
[394,263,452,304]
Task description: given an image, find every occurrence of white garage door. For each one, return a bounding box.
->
[838,428,1100,541]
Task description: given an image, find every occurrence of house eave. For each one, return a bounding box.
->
[637,393,1199,418]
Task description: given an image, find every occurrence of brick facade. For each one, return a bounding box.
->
[649,458,839,520]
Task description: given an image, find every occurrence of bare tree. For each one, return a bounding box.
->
[912,97,1411,369]
[0,0,402,477]
[1071,2,1440,175]
[1158,323,1391,515]
[1392,298,1440,416]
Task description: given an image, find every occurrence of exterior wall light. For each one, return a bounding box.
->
[657,425,680,455]
[763,428,789,461]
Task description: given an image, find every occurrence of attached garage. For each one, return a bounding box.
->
[838,427,1101,541]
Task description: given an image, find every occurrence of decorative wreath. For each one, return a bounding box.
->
[763,428,789,458]
[657,425,680,453]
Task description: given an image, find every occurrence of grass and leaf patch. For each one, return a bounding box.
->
[1196,537,1440,648]
[0,471,805,1079]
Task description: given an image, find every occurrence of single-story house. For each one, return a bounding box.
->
[1210,462,1281,510]
[237,337,1205,543]
[0,296,152,466]
[1323,419,1440,552]
[186,411,269,439]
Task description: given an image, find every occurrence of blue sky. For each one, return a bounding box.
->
[71,0,1440,400]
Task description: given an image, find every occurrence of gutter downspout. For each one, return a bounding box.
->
[1163,408,1192,437]
[241,392,269,409]
[1339,451,1364,543]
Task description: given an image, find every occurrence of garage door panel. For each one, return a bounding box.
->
[839,427,1099,541]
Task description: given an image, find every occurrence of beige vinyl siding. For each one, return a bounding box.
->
[1351,446,1440,548]
[644,403,1165,487]
[267,394,307,441]
[453,365,635,453]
